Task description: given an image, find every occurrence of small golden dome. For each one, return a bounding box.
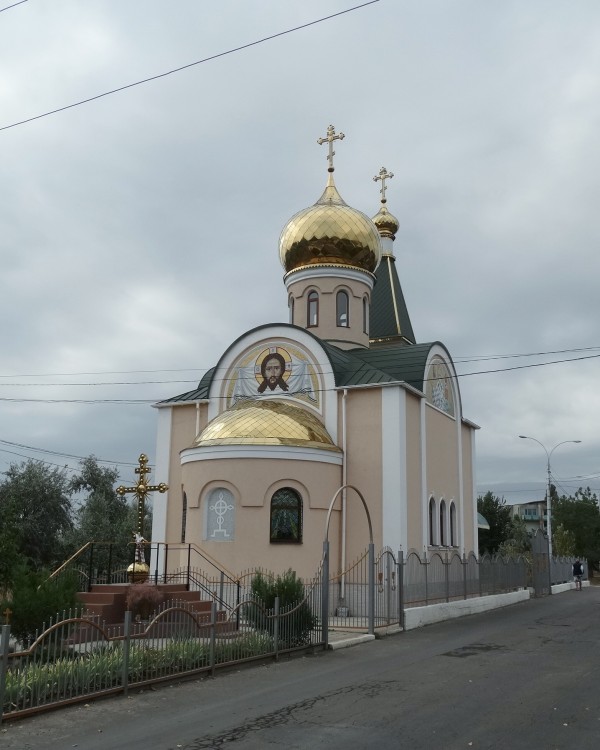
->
[372,204,400,239]
[279,174,382,274]
[193,400,340,452]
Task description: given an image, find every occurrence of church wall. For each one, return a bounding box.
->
[178,456,342,579]
[405,392,424,551]
[286,271,372,349]
[461,422,476,553]
[425,404,460,523]
[344,388,384,559]
[160,404,205,544]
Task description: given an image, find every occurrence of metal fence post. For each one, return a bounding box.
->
[273,597,280,662]
[210,601,217,677]
[398,550,405,631]
[445,552,450,603]
[122,611,131,698]
[368,542,375,635]
[0,624,10,724]
[321,540,329,649]
[87,543,94,592]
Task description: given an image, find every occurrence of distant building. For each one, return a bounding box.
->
[511,500,547,534]
[151,128,480,578]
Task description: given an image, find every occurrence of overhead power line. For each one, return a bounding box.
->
[0,1,380,132]
[0,0,28,12]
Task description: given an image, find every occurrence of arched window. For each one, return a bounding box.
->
[429,496,437,546]
[270,487,302,543]
[336,290,349,327]
[205,487,235,541]
[181,492,187,543]
[440,499,446,546]
[307,291,319,327]
[288,295,294,324]
[450,502,457,547]
[363,296,369,335]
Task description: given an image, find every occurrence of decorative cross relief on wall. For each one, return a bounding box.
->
[206,487,235,540]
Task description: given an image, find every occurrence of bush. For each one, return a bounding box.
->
[247,569,316,647]
[1,566,80,644]
[125,583,165,620]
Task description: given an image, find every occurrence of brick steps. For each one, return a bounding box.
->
[77,583,233,633]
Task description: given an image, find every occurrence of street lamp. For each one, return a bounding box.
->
[518,435,582,557]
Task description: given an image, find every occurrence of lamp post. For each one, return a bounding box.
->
[518,436,581,557]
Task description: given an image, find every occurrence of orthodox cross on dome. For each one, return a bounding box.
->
[116,453,168,536]
[373,166,394,204]
[317,124,345,172]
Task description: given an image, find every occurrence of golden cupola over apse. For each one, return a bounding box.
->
[279,125,382,276]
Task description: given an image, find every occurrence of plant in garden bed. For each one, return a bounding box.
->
[247,569,316,647]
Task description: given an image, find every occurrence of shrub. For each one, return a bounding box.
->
[247,569,316,647]
[1,566,80,644]
[125,583,165,620]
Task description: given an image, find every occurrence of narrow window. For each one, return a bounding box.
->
[288,295,294,324]
[181,492,187,543]
[450,502,457,546]
[440,499,446,546]
[336,290,349,327]
[270,488,302,543]
[429,497,436,546]
[307,291,319,327]
[363,296,369,335]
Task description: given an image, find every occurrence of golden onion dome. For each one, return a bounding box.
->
[193,399,341,452]
[372,204,400,239]
[279,173,382,274]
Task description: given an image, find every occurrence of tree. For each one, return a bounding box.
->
[553,487,600,572]
[477,492,515,555]
[67,456,142,574]
[0,460,73,571]
[497,515,531,559]
[552,523,576,557]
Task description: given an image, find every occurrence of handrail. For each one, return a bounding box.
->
[43,542,94,585]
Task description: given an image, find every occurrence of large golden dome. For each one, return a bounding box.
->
[193,399,341,452]
[279,174,382,274]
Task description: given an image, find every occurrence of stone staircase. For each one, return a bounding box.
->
[77,583,234,635]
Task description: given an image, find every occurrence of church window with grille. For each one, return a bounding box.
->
[270,488,302,543]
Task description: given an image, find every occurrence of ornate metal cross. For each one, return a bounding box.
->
[373,166,394,203]
[116,454,168,536]
[317,124,345,171]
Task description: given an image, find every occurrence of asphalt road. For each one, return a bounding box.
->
[1,587,599,750]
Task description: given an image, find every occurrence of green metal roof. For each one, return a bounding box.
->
[370,254,416,345]
[158,327,447,405]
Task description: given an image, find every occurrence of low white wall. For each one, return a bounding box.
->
[551,580,590,594]
[403,590,530,631]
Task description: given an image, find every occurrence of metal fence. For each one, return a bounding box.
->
[2,541,582,722]
[0,588,324,723]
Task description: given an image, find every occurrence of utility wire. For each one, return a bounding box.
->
[0,1,380,132]
[1,344,598,381]
[0,0,28,12]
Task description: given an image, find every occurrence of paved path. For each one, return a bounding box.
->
[1,588,599,749]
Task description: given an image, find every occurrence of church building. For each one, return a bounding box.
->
[151,126,479,580]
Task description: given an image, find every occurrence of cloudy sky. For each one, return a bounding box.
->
[1,0,599,504]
